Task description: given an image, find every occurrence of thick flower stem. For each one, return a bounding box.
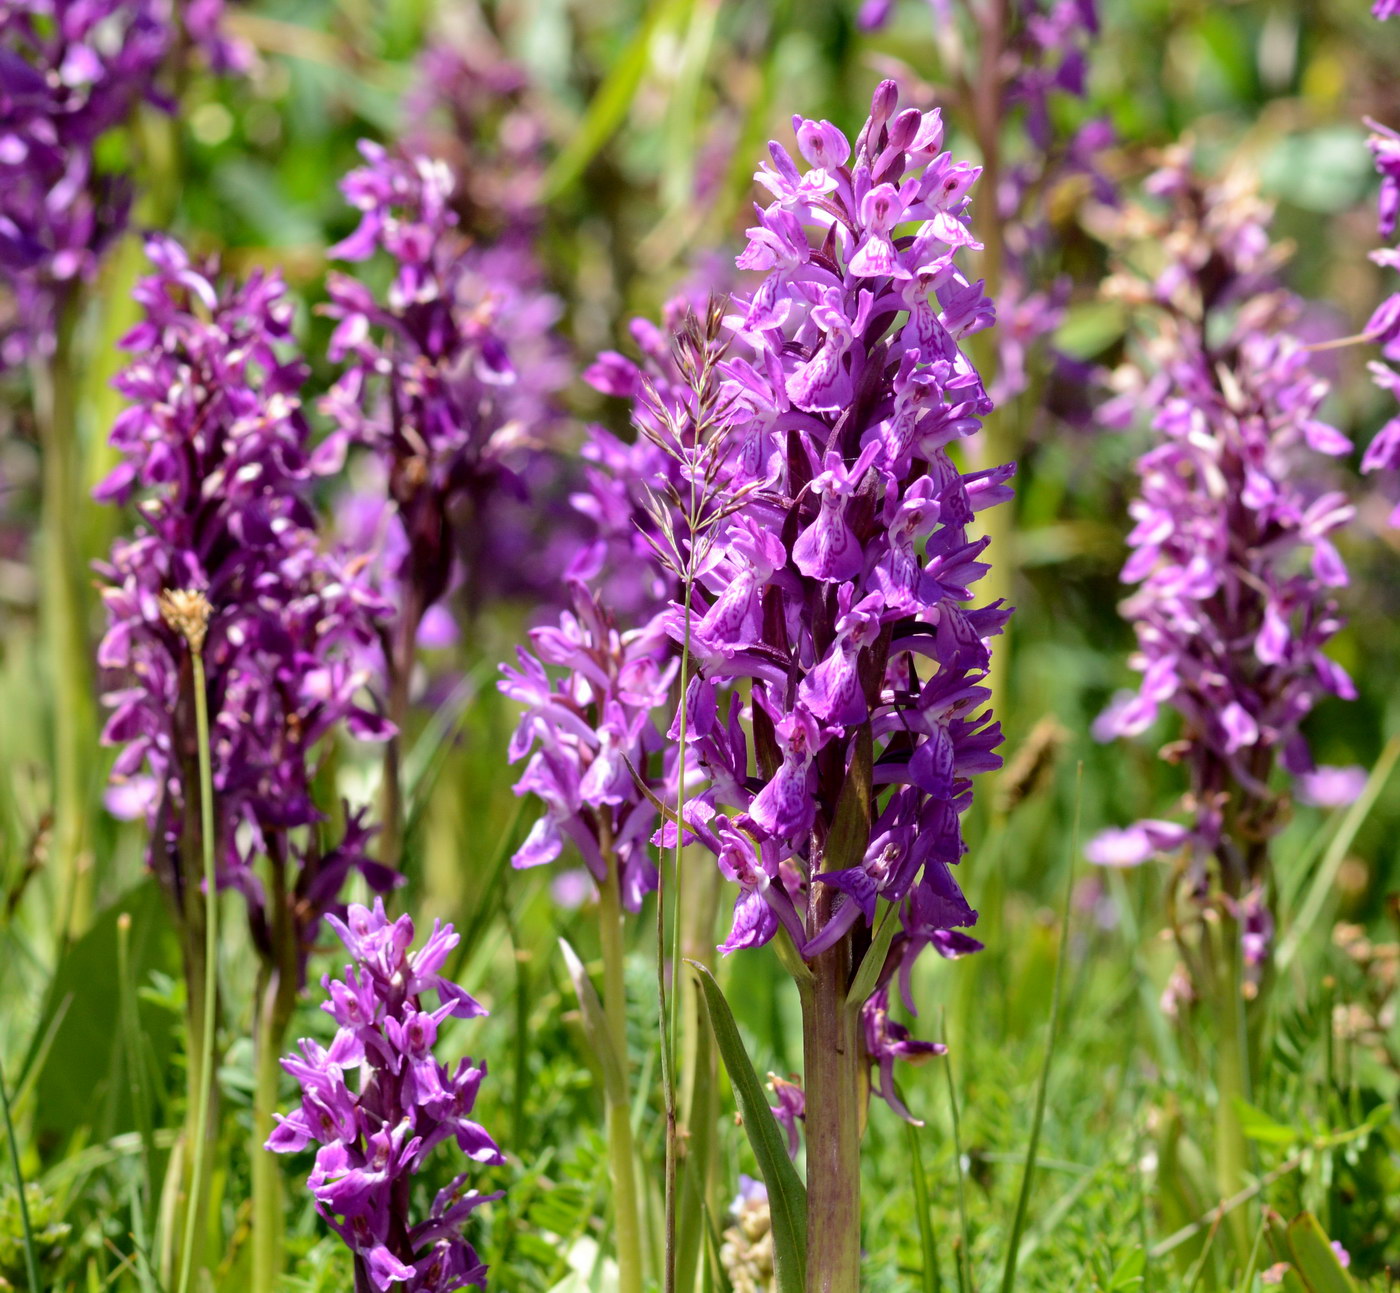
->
[598,846,645,1293]
[800,932,863,1293]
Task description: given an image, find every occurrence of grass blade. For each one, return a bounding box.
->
[558,938,624,1107]
[908,1121,944,1293]
[941,1027,974,1293]
[1277,736,1400,971]
[687,960,806,1293]
[998,766,1082,1293]
[542,0,678,198]
[0,1052,42,1293]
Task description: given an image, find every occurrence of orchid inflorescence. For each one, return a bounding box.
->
[626,81,1010,1116]
[96,235,397,966]
[268,900,501,1292]
[1089,151,1363,985]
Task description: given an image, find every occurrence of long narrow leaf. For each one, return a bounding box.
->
[542,1,678,198]
[687,960,806,1293]
[558,939,625,1108]
[1278,736,1400,970]
[845,900,900,1011]
[941,1029,973,1293]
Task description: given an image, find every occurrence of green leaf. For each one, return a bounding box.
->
[844,901,900,1011]
[906,1122,942,1293]
[1285,1214,1357,1293]
[1278,736,1400,970]
[687,960,806,1293]
[557,940,625,1108]
[999,766,1081,1293]
[24,880,179,1145]
[1233,1099,1299,1146]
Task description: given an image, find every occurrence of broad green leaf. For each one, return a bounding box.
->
[24,880,179,1146]
[1285,1214,1357,1293]
[688,960,806,1293]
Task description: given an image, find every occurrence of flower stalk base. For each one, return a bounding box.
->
[800,932,863,1293]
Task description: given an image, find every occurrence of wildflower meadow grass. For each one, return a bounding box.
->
[1,1,1399,1290]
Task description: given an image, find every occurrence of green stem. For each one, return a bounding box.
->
[675,860,721,1291]
[599,843,644,1293]
[251,960,297,1293]
[379,643,410,874]
[176,647,219,1293]
[33,294,94,939]
[0,1054,41,1293]
[660,563,698,1293]
[1210,908,1251,1261]
[799,930,863,1293]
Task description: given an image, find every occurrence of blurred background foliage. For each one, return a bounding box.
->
[1,0,1399,1288]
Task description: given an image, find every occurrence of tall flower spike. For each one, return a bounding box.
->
[621,85,1010,1287]
[637,81,1008,1112]
[1089,150,1360,948]
[95,235,397,975]
[320,140,570,643]
[267,901,502,1291]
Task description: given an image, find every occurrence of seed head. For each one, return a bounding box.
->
[158,589,213,654]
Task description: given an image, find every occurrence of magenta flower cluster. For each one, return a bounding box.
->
[1090,156,1358,896]
[499,580,679,911]
[1362,109,1400,521]
[0,0,243,367]
[319,140,569,646]
[95,236,395,959]
[649,82,1009,1112]
[267,900,501,1291]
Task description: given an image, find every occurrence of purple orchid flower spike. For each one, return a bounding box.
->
[1359,114,1400,522]
[1088,151,1361,1053]
[268,901,502,1291]
[614,80,1008,1286]
[320,138,572,869]
[95,235,398,976]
